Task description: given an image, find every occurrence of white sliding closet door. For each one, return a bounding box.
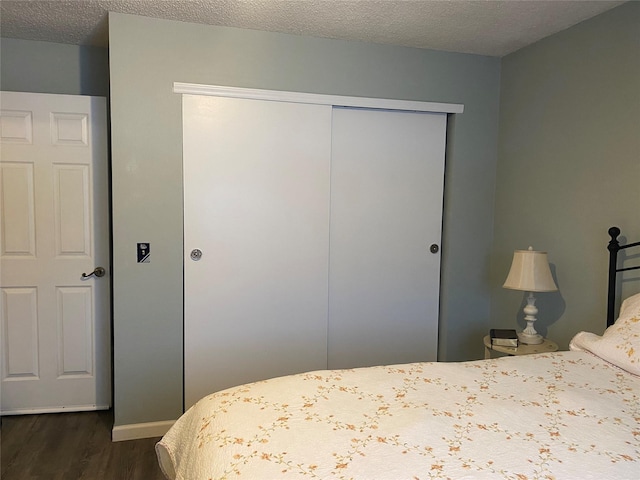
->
[183,95,332,408]
[328,107,446,369]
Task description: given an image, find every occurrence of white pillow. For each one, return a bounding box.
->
[619,291,640,320]
[570,294,640,375]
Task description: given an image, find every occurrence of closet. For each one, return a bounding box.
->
[178,84,462,408]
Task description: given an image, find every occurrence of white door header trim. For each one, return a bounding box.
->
[173,82,464,114]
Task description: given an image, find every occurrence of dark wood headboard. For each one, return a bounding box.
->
[607,227,640,326]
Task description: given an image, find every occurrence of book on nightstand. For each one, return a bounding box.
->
[489,329,518,347]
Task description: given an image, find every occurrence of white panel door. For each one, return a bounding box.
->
[328,107,446,369]
[0,92,110,414]
[183,95,332,408]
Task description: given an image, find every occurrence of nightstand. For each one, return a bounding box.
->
[483,335,558,359]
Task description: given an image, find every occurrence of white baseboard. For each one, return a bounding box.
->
[0,404,109,416]
[112,419,175,442]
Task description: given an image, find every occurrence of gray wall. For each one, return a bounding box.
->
[490,2,640,349]
[0,38,109,96]
[108,13,500,426]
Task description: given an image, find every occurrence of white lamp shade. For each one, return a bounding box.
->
[503,247,558,292]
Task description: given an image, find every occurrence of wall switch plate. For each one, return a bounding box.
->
[137,243,150,263]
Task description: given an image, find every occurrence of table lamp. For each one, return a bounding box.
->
[503,247,557,344]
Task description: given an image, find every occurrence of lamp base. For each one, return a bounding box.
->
[518,331,543,345]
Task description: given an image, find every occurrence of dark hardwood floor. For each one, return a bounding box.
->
[0,410,166,480]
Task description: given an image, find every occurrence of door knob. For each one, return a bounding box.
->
[82,267,106,279]
[429,244,439,254]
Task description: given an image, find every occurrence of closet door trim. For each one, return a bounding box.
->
[173,82,464,114]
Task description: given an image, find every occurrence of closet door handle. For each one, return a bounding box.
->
[429,244,439,254]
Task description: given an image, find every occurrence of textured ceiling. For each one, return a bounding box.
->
[0,0,627,57]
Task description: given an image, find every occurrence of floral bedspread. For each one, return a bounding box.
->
[157,351,640,480]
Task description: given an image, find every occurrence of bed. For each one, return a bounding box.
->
[157,228,640,479]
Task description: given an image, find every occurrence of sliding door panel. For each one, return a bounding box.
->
[183,95,332,408]
[328,107,446,369]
